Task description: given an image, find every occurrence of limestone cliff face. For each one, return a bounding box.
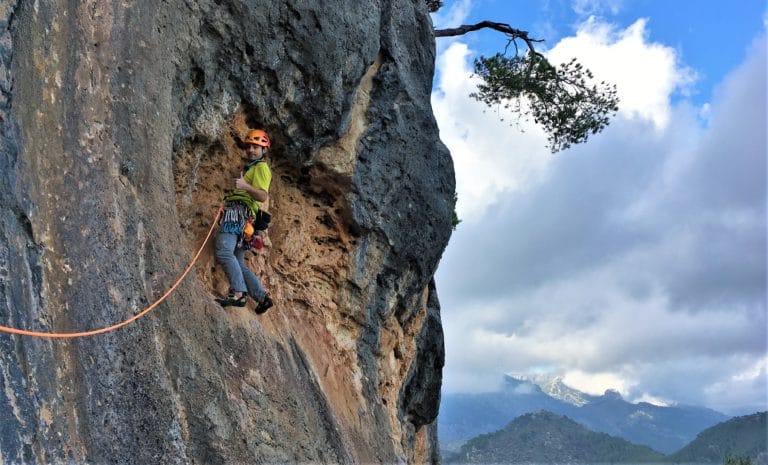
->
[0,1,454,464]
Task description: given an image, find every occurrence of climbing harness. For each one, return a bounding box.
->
[219,200,250,235]
[0,207,223,339]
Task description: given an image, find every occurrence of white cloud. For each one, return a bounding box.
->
[547,17,698,129]
[631,393,673,407]
[432,42,553,222]
[430,0,473,30]
[563,370,630,396]
[572,0,624,17]
[702,357,768,412]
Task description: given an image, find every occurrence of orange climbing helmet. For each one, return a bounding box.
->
[243,129,271,148]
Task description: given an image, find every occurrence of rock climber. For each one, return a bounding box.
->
[214,128,273,314]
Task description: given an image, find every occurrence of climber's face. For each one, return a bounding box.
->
[245,143,267,160]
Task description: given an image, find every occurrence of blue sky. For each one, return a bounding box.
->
[430,0,766,415]
[433,0,766,108]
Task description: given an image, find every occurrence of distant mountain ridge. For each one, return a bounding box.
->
[444,410,767,464]
[668,412,767,464]
[439,374,729,454]
[445,410,666,464]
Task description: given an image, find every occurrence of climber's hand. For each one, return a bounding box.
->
[235,177,250,190]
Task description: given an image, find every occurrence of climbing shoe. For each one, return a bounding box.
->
[215,292,247,307]
[254,295,273,315]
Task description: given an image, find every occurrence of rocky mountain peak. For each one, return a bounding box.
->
[603,389,625,400]
[506,373,591,406]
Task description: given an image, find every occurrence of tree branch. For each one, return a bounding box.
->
[434,21,544,52]
[436,20,618,152]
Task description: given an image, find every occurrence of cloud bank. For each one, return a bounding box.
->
[433,17,766,415]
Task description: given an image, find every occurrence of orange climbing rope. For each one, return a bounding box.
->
[0,207,223,339]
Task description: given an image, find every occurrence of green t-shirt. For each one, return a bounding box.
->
[225,161,271,215]
[244,161,271,194]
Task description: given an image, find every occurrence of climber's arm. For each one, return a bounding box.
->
[235,177,269,202]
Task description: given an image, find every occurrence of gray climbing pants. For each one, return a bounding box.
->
[214,231,266,300]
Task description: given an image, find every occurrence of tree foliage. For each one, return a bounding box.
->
[472,52,619,152]
[433,19,619,153]
[425,0,443,13]
[724,456,754,465]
